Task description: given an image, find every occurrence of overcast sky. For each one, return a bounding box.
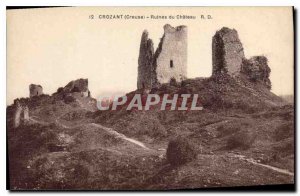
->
[7,7,294,105]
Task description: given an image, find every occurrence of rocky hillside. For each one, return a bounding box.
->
[7,73,294,190]
[7,26,294,190]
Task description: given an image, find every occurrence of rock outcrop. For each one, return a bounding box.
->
[212,27,245,76]
[137,24,187,89]
[29,84,43,98]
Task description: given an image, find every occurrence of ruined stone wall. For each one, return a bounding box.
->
[241,56,271,89]
[13,100,22,128]
[30,84,43,98]
[154,24,188,85]
[137,24,187,89]
[212,27,272,90]
[13,99,29,128]
[137,31,154,89]
[63,78,90,97]
[23,106,29,122]
[212,27,245,76]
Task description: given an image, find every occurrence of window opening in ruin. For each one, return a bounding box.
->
[170,60,174,68]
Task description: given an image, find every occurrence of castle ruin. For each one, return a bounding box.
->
[30,84,43,98]
[9,26,272,129]
[241,56,271,89]
[212,27,245,76]
[137,24,187,89]
[61,78,91,97]
[13,99,29,128]
[212,27,271,89]
[137,25,271,90]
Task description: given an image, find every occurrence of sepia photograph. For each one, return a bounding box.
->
[6,6,295,191]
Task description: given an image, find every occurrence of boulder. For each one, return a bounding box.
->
[166,136,197,166]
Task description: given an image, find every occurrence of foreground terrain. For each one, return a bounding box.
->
[7,75,294,190]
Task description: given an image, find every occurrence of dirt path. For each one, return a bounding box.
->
[54,114,71,129]
[30,110,150,151]
[89,123,151,150]
[29,116,50,125]
[229,153,294,176]
[51,112,151,151]
[200,115,244,130]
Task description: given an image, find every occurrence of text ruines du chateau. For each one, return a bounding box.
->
[89,14,212,20]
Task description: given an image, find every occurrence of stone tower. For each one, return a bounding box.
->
[137,24,187,89]
[212,27,245,76]
[29,84,43,98]
[137,30,154,89]
[212,27,271,89]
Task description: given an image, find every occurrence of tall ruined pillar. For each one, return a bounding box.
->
[13,100,22,128]
[22,106,29,124]
[137,30,154,89]
[13,99,30,128]
[137,24,188,89]
[212,27,245,76]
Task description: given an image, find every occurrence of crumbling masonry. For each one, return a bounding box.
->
[138,25,271,90]
[61,78,91,97]
[137,24,187,89]
[212,27,245,76]
[13,99,29,128]
[30,84,43,98]
[212,27,271,89]
[14,84,43,127]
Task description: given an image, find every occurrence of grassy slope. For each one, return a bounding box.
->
[7,75,294,190]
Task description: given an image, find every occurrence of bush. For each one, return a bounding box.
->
[169,77,178,87]
[217,124,240,138]
[57,87,64,94]
[71,86,80,93]
[114,114,167,139]
[61,111,85,121]
[273,123,294,141]
[166,136,197,166]
[226,131,256,150]
[64,95,76,104]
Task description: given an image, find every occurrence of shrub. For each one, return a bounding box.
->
[166,136,197,166]
[273,123,294,141]
[57,87,64,94]
[115,115,167,139]
[226,131,256,150]
[217,124,240,138]
[71,86,80,93]
[61,111,85,121]
[64,95,76,104]
[169,77,178,86]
